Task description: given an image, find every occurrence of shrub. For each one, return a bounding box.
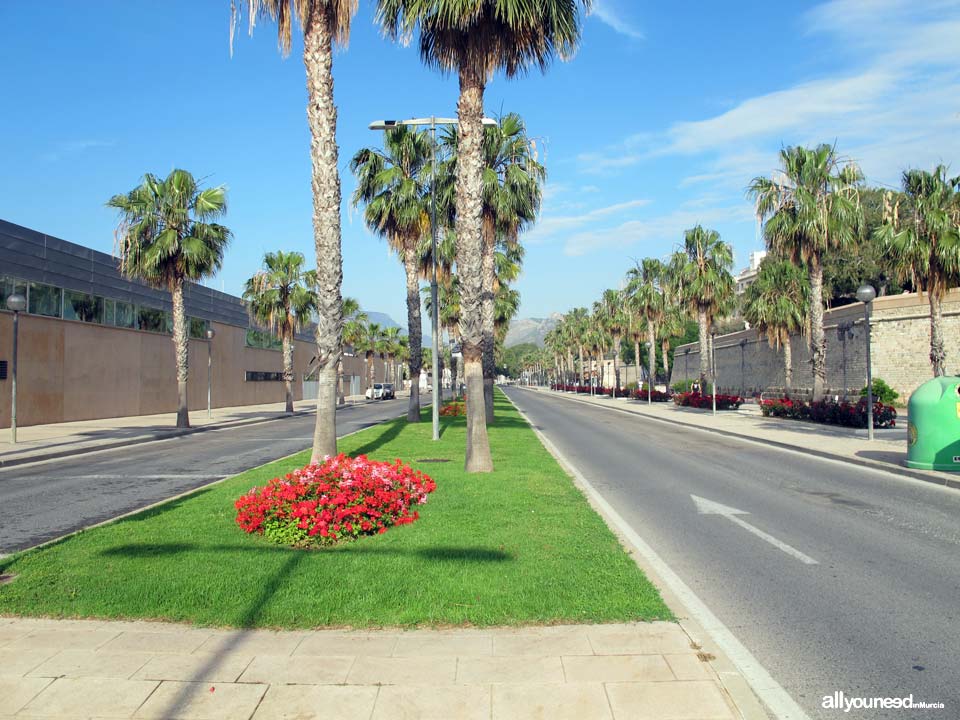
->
[235,454,436,548]
[761,397,896,429]
[672,379,697,393]
[673,391,743,410]
[630,388,670,402]
[859,378,899,405]
[440,401,465,416]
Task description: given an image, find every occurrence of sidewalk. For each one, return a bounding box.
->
[0,617,745,720]
[0,395,381,469]
[535,388,960,490]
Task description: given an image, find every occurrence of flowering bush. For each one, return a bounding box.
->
[762,397,896,429]
[630,388,670,402]
[673,391,743,410]
[235,454,436,548]
[440,400,465,416]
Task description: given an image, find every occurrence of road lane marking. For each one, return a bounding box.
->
[692,495,819,565]
[504,389,812,720]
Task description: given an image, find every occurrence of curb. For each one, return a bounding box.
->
[0,399,392,469]
[534,389,960,492]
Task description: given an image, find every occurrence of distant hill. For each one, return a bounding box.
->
[504,314,562,348]
[364,311,432,348]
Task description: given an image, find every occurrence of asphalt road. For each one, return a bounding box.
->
[503,387,960,720]
[0,397,429,554]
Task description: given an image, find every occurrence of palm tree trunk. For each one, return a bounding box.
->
[661,339,670,380]
[784,337,793,392]
[282,328,294,414]
[457,68,493,473]
[171,277,189,428]
[304,7,343,463]
[633,339,641,388]
[809,253,826,400]
[612,337,621,397]
[481,212,496,423]
[697,308,709,388]
[930,290,946,376]
[578,346,586,387]
[647,323,657,393]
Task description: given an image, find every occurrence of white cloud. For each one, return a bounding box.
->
[41,139,114,163]
[525,198,652,245]
[589,0,645,40]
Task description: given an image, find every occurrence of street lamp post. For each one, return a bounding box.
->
[369,116,496,441]
[644,340,652,405]
[6,293,26,444]
[684,348,690,386]
[856,284,876,441]
[711,331,717,416]
[739,338,747,398]
[205,327,216,419]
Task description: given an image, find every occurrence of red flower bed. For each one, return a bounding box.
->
[762,397,896,429]
[629,388,670,402]
[235,454,436,548]
[673,391,743,410]
[440,401,465,416]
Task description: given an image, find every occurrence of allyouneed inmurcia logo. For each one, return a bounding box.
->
[822,691,945,712]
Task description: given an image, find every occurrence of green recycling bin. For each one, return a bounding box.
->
[906,376,960,471]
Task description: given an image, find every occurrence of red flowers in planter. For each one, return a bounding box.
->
[235,454,436,548]
[673,391,743,410]
[761,397,896,429]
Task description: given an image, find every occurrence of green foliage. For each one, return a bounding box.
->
[742,258,809,349]
[859,378,899,405]
[497,342,540,378]
[672,379,697,393]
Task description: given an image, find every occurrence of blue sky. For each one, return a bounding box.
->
[1,0,958,326]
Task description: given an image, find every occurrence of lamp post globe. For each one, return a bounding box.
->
[6,294,26,313]
[856,284,876,441]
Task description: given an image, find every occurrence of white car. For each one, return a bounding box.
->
[365,383,385,400]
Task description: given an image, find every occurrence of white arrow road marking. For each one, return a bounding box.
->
[691,494,819,565]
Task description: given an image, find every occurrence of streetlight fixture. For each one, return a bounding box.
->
[368,115,497,441]
[644,340,652,405]
[856,283,877,441]
[205,327,216,419]
[710,331,717,416]
[739,338,748,398]
[5,293,26,444]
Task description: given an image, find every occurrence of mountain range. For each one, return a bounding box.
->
[504,314,562,348]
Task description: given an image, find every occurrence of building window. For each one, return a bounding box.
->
[115,301,136,328]
[28,282,62,318]
[245,371,286,382]
[64,289,104,323]
[137,306,169,334]
[189,317,209,339]
[245,328,281,350]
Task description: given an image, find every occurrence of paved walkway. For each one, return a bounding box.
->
[530,388,959,490]
[0,395,383,468]
[0,618,743,720]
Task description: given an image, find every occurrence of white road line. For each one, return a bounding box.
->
[506,391,812,720]
[691,495,819,565]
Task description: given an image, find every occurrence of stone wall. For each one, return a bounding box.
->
[669,290,960,401]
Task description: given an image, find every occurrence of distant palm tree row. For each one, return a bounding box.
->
[546,144,960,399]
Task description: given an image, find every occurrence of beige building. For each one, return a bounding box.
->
[0,220,393,429]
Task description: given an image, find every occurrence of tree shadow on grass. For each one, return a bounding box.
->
[348,417,407,457]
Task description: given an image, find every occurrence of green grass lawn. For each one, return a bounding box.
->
[0,391,672,629]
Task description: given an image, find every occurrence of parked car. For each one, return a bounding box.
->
[365,383,384,400]
[382,383,395,399]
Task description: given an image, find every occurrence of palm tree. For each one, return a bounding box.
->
[676,226,734,389]
[595,289,626,396]
[380,326,404,385]
[232,0,357,463]
[340,297,366,403]
[626,258,664,393]
[358,322,383,394]
[108,169,231,428]
[876,167,960,376]
[742,259,809,391]
[377,0,591,473]
[351,126,432,421]
[243,251,318,413]
[749,144,863,400]
[565,307,590,387]
[441,113,544,420]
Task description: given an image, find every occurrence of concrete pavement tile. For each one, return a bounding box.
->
[237,654,354,685]
[132,652,255,683]
[372,685,490,720]
[20,677,159,718]
[28,649,153,679]
[605,680,736,719]
[0,647,59,677]
[663,653,714,680]
[0,624,32,648]
[101,630,211,655]
[0,677,54,715]
[587,623,691,655]
[294,633,398,657]
[492,632,593,657]
[562,654,675,683]
[347,656,456,685]
[492,683,612,720]
[133,681,267,719]
[194,630,306,657]
[456,655,563,684]
[251,684,378,720]
[7,628,121,651]
[392,632,492,657]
